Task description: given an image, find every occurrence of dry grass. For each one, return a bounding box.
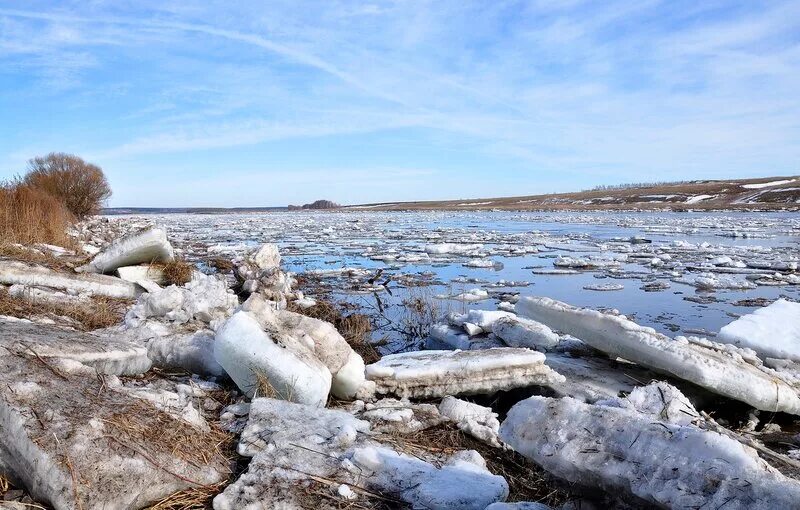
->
[0,473,9,495]
[288,298,381,364]
[0,182,74,246]
[158,259,195,286]
[146,483,229,510]
[208,257,235,273]
[376,423,570,507]
[0,243,79,271]
[0,287,130,330]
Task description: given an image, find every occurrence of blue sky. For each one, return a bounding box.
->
[1,1,798,207]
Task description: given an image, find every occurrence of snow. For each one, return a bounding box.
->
[77,226,174,274]
[439,396,502,447]
[351,445,508,509]
[365,348,565,399]
[742,179,796,189]
[500,391,800,510]
[718,299,800,362]
[492,315,560,350]
[214,311,333,404]
[0,261,142,299]
[517,296,800,414]
[685,194,716,204]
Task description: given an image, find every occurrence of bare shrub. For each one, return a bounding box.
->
[0,181,74,246]
[24,152,111,219]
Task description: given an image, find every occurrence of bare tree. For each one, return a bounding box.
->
[24,153,112,218]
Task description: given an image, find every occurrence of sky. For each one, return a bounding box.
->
[1,1,799,207]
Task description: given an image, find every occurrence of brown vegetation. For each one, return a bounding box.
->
[24,152,112,219]
[208,256,235,273]
[158,259,195,286]
[0,182,74,246]
[0,287,131,331]
[288,298,381,364]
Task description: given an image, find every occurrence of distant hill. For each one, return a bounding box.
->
[288,199,340,210]
[346,176,800,211]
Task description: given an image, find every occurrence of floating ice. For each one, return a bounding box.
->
[518,296,800,414]
[718,299,800,362]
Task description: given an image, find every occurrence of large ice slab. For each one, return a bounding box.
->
[718,299,800,362]
[0,355,227,510]
[500,392,800,509]
[0,261,142,299]
[518,296,800,414]
[365,348,565,399]
[0,319,150,376]
[77,226,174,274]
[214,311,332,405]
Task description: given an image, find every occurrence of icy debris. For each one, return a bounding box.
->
[252,243,281,270]
[439,396,502,447]
[717,299,800,362]
[674,272,757,290]
[436,288,491,301]
[8,284,91,306]
[0,261,142,299]
[427,323,504,350]
[518,296,800,414]
[234,243,294,301]
[351,445,508,510]
[358,398,445,433]
[145,329,225,376]
[241,293,366,399]
[598,381,700,426]
[125,272,237,326]
[115,264,166,289]
[451,309,515,331]
[216,398,507,510]
[553,256,620,269]
[544,352,662,403]
[582,283,624,291]
[77,226,174,274]
[214,311,332,405]
[425,243,483,255]
[0,353,227,510]
[0,319,151,376]
[365,348,565,399]
[492,315,560,350]
[500,392,800,510]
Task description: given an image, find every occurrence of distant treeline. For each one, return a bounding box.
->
[586,180,695,192]
[287,199,340,210]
